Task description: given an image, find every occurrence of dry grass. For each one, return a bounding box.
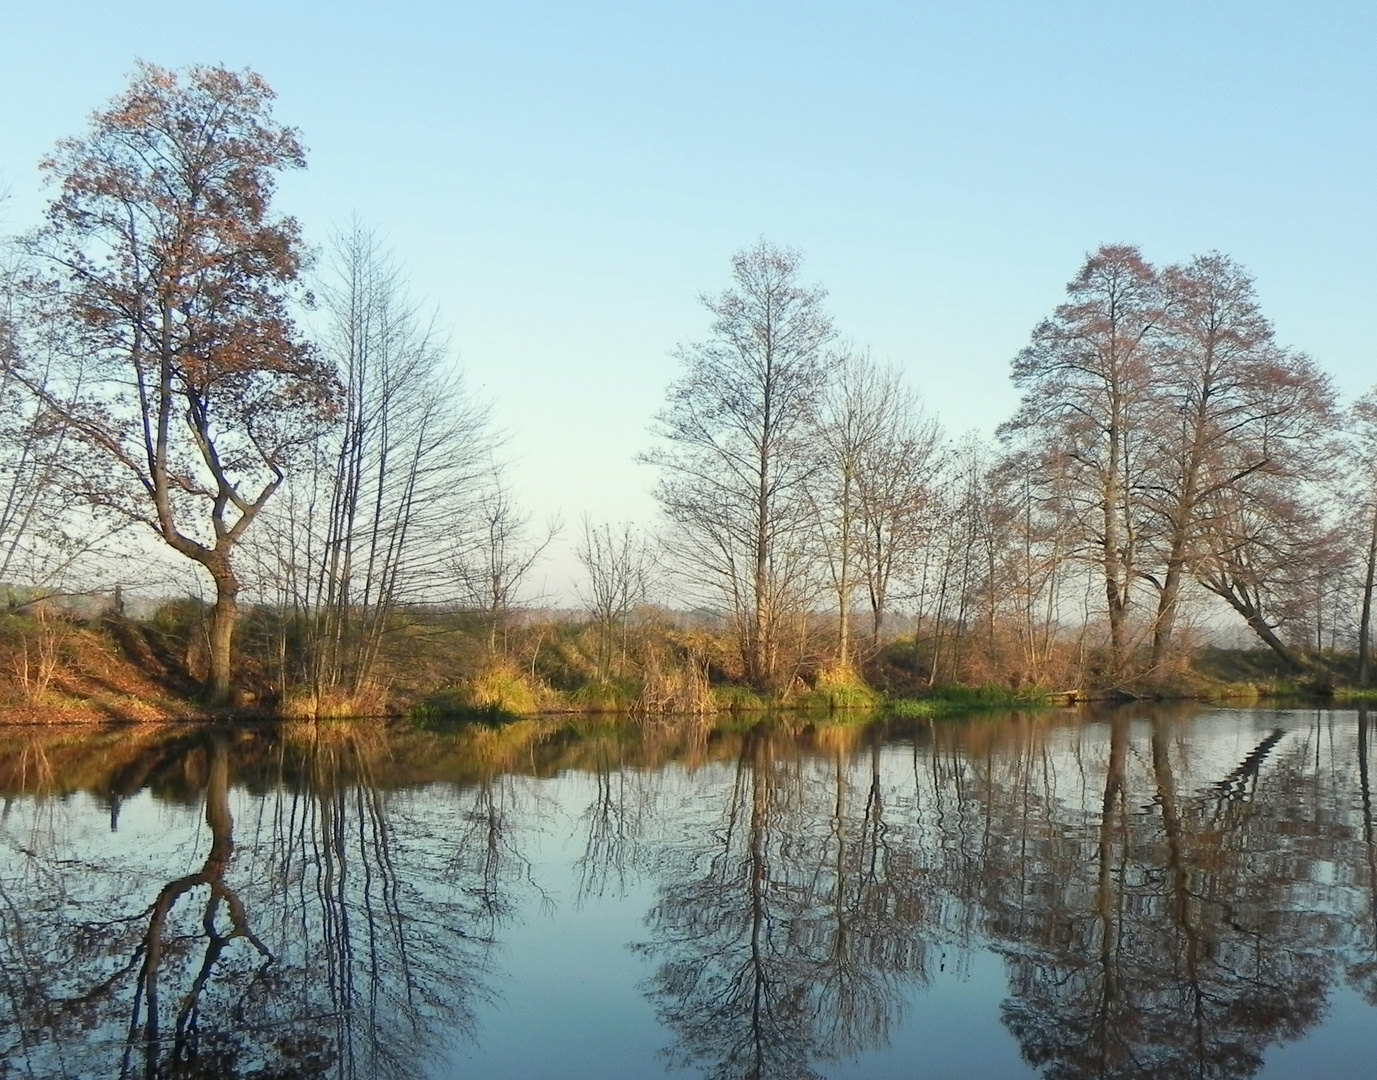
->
[0,615,196,723]
[279,684,388,720]
[633,643,713,716]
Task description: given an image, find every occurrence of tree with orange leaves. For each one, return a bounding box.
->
[18,62,336,703]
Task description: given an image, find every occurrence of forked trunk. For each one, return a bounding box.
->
[1150,560,1185,672]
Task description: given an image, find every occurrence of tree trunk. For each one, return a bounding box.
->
[753,467,771,691]
[1359,502,1377,687]
[837,551,851,672]
[207,568,241,706]
[1229,600,1303,672]
[1103,421,1129,679]
[869,597,884,654]
[835,469,853,671]
[1150,562,1183,671]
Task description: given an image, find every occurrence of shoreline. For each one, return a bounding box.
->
[0,685,1364,727]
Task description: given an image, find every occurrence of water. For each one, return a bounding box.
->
[2,704,1376,1079]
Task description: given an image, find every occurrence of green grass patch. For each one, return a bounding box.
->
[883,684,1051,719]
[792,682,882,714]
[711,685,770,713]
[569,678,639,712]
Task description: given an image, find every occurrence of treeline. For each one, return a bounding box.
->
[645,240,1377,694]
[1,63,1374,712]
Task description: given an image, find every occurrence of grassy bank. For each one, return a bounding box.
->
[0,612,218,723]
[2,605,1375,725]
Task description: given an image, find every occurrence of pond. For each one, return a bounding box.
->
[2,704,1376,1079]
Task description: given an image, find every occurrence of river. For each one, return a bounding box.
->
[2,703,1375,1079]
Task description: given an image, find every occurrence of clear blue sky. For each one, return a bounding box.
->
[3,2,1374,596]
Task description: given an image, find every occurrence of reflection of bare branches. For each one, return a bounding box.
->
[642,736,816,1080]
[808,744,925,1060]
[638,730,938,1080]
[1348,705,1377,1003]
[0,727,499,1080]
[447,774,550,934]
[259,730,496,1080]
[987,715,1339,1080]
[9,710,1377,1079]
[574,744,655,903]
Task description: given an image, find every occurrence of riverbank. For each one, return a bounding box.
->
[0,609,1368,725]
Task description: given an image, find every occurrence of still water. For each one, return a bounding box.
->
[3,705,1377,1079]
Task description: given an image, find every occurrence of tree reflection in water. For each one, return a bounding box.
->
[636,728,937,1080]
[0,727,498,1080]
[4,709,1377,1079]
[971,710,1354,1079]
[634,710,1377,1080]
[1349,703,1377,1004]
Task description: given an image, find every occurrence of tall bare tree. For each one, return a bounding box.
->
[1141,253,1278,668]
[852,370,943,652]
[283,223,494,699]
[809,348,884,671]
[646,240,834,689]
[18,63,334,702]
[1001,246,1161,680]
[1354,387,1377,685]
[812,351,944,663]
[1138,253,1335,670]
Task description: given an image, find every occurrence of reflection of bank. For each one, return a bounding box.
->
[3,710,1377,1079]
[0,729,497,1080]
[636,729,939,1080]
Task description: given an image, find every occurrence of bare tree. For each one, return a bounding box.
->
[1140,254,1277,667]
[1141,254,1336,670]
[808,348,882,670]
[1354,387,1377,685]
[915,435,1004,685]
[271,222,494,701]
[0,244,136,597]
[17,63,334,702]
[645,240,834,690]
[1186,350,1337,669]
[452,472,560,655]
[982,442,1085,687]
[575,516,652,681]
[810,351,945,665]
[1000,246,1161,680]
[852,369,943,652]
[0,260,71,586]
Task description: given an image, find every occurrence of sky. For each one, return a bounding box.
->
[2,1,1374,600]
